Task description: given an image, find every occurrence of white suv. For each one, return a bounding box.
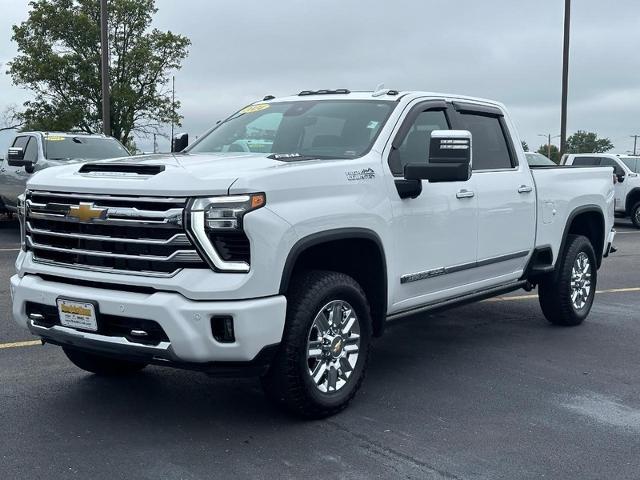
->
[562,153,640,227]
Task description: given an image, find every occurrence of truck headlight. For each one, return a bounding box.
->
[186,194,265,272]
[17,193,26,252]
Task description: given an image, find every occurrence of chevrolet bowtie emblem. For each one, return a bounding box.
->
[67,202,107,222]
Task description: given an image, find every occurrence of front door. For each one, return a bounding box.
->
[385,100,479,314]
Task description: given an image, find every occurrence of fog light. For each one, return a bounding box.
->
[211,315,235,343]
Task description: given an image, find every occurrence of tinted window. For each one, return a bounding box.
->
[11,136,29,150]
[458,113,513,170]
[599,158,617,166]
[389,109,449,175]
[45,136,129,160]
[571,157,600,166]
[189,100,395,159]
[621,158,639,173]
[23,137,38,162]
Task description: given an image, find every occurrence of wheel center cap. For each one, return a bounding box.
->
[330,337,344,358]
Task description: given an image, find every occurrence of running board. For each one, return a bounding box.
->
[386,280,528,321]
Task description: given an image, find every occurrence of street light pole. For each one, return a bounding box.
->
[631,135,639,156]
[538,133,560,160]
[560,0,571,155]
[100,0,111,136]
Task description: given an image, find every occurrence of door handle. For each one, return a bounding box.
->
[518,185,533,194]
[456,189,475,199]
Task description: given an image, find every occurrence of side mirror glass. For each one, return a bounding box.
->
[404,130,472,183]
[171,133,189,153]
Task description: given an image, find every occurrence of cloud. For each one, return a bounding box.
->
[0,0,638,153]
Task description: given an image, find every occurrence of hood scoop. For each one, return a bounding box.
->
[78,163,166,177]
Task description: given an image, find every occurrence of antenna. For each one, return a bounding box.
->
[374,82,385,92]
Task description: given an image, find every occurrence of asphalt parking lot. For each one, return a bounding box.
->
[1,217,639,480]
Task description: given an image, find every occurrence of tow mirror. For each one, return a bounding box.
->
[171,133,189,153]
[7,147,26,166]
[404,130,472,183]
[614,167,626,183]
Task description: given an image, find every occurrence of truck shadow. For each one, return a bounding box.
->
[36,296,560,431]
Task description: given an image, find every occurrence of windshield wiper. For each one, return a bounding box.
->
[268,153,341,162]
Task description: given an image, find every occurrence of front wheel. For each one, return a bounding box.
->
[262,270,372,418]
[538,234,597,326]
[63,347,148,376]
[631,202,640,229]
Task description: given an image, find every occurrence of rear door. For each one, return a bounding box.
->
[451,103,536,284]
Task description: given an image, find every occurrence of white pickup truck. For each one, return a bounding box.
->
[561,153,640,228]
[10,90,616,417]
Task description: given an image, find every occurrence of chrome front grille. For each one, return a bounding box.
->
[25,191,207,276]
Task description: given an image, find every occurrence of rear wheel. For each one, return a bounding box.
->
[262,270,371,418]
[538,234,597,326]
[631,202,640,229]
[63,347,148,376]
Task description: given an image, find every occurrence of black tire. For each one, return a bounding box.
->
[63,347,148,376]
[262,270,372,418]
[631,202,640,229]
[538,234,597,326]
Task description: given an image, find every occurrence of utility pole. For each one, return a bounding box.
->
[170,76,175,151]
[538,133,560,160]
[100,0,111,136]
[560,0,571,155]
[631,135,639,156]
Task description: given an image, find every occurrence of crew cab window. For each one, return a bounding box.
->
[621,158,639,173]
[457,113,513,170]
[11,136,29,150]
[389,109,449,176]
[571,157,600,166]
[23,137,38,162]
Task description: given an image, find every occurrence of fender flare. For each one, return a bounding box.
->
[625,187,640,214]
[557,204,605,271]
[278,228,388,336]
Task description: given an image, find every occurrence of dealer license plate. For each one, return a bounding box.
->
[57,299,98,332]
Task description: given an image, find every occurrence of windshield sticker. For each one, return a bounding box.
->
[345,168,376,181]
[46,136,65,141]
[366,121,379,129]
[239,104,270,114]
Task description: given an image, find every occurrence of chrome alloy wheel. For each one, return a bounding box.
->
[306,300,361,393]
[635,207,640,225]
[570,252,592,310]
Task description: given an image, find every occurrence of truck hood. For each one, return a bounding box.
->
[26,152,296,197]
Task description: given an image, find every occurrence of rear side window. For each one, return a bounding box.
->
[571,157,600,166]
[457,113,513,170]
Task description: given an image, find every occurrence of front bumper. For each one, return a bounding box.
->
[11,274,287,367]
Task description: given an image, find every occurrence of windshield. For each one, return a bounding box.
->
[45,136,129,160]
[525,152,556,166]
[188,100,395,159]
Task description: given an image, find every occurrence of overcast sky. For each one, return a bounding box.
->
[1,0,639,154]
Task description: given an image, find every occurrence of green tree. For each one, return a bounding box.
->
[7,0,190,147]
[566,130,614,154]
[537,144,560,163]
[521,140,529,152]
